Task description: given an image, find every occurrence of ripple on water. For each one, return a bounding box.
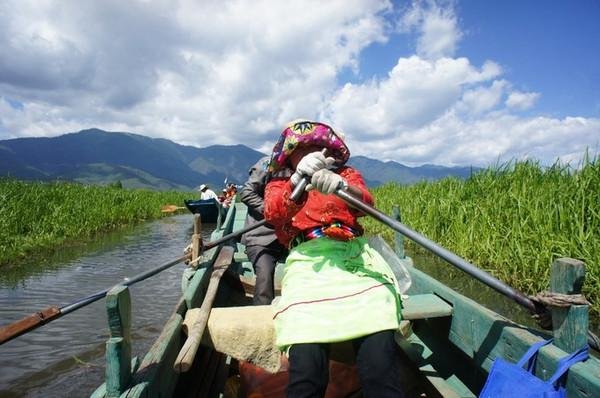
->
[0,214,214,396]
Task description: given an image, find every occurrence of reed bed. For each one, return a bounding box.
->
[0,179,190,266]
[364,157,600,317]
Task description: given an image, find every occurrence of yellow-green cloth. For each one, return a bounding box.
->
[272,236,402,350]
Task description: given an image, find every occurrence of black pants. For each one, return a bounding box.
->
[287,330,405,398]
[245,241,286,305]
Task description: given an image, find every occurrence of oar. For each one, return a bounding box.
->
[161,204,186,213]
[0,220,267,346]
[0,254,189,346]
[173,245,234,372]
[330,186,600,352]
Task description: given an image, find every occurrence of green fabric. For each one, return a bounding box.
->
[272,236,402,350]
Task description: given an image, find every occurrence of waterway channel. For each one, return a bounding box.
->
[0,214,214,397]
[1,215,597,397]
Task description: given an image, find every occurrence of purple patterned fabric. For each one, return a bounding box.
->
[268,120,350,172]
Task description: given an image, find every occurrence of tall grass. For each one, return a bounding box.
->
[364,157,600,316]
[0,179,191,265]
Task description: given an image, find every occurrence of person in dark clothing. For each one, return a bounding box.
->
[239,156,288,305]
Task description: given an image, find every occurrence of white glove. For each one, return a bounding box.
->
[308,169,346,194]
[290,151,335,186]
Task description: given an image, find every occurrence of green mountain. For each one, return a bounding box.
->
[348,156,476,186]
[0,128,264,190]
[0,128,478,190]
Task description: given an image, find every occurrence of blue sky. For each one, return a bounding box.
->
[0,0,598,167]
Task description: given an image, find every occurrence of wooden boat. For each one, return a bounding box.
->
[184,198,226,223]
[90,201,600,398]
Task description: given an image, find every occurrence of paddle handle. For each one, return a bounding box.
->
[0,306,62,345]
[173,246,234,372]
[202,219,267,251]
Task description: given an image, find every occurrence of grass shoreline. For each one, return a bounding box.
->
[0,179,191,266]
[363,158,600,317]
[3,157,598,319]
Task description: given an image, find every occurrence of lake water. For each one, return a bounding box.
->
[0,214,214,397]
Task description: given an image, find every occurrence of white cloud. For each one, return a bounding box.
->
[506,91,540,110]
[0,0,597,168]
[398,0,462,60]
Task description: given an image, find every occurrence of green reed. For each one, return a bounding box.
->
[0,179,191,266]
[364,157,600,316]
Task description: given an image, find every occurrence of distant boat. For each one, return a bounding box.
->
[183,198,226,223]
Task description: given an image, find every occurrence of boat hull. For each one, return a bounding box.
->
[92,202,600,398]
[184,198,225,223]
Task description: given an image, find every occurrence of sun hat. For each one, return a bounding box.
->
[198,184,208,191]
[268,120,350,172]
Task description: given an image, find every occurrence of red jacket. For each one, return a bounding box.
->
[264,166,374,247]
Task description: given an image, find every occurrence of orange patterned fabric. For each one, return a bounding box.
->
[264,166,373,247]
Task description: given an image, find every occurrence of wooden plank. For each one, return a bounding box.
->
[90,357,139,398]
[105,285,132,397]
[185,266,211,310]
[401,294,453,320]
[403,265,600,398]
[122,312,183,397]
[550,258,588,352]
[174,246,235,372]
[397,332,475,397]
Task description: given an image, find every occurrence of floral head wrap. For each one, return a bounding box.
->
[268,120,350,172]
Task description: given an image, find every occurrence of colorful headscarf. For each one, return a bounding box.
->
[268,120,350,172]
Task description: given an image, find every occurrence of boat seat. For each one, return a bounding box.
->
[401,293,453,320]
[184,294,453,373]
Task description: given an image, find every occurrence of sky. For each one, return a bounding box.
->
[0,0,599,167]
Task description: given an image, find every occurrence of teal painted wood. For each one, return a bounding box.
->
[218,201,237,236]
[398,332,475,398]
[90,358,140,397]
[184,265,211,310]
[121,312,183,397]
[234,242,249,263]
[401,294,453,320]
[402,264,600,397]
[89,382,105,398]
[105,285,132,397]
[550,257,589,352]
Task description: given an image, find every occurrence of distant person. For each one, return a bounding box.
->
[198,184,218,200]
[240,156,288,305]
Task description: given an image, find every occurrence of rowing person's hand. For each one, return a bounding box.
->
[308,169,347,194]
[290,151,335,187]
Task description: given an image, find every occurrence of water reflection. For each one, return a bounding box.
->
[0,215,215,397]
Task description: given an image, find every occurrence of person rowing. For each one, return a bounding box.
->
[263,120,406,397]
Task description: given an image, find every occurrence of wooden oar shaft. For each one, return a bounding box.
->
[0,306,62,345]
[202,219,267,251]
[0,254,190,346]
[174,245,234,372]
[335,188,600,352]
[334,188,540,313]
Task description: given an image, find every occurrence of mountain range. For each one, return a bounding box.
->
[0,128,477,191]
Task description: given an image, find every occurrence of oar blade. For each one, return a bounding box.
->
[161,204,186,213]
